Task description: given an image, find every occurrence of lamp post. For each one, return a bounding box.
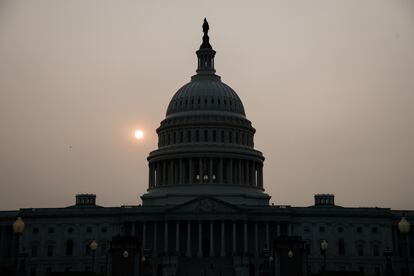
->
[122,250,129,276]
[12,217,25,276]
[398,216,410,276]
[320,240,328,276]
[90,240,98,274]
[383,247,395,276]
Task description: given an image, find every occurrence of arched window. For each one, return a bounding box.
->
[338,239,345,255]
[66,240,74,256]
[46,242,55,257]
[356,241,364,256]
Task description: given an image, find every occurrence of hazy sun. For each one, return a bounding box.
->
[134,129,144,140]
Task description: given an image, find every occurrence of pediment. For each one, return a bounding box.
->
[168,197,242,214]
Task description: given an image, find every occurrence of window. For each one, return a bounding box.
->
[356,227,362,233]
[47,244,54,257]
[375,267,380,276]
[86,227,92,233]
[305,242,311,254]
[204,130,208,142]
[373,244,379,257]
[229,132,233,143]
[221,130,225,143]
[338,227,343,233]
[212,130,217,142]
[101,227,107,233]
[195,130,199,142]
[68,227,74,234]
[65,267,72,272]
[372,227,378,234]
[357,242,364,256]
[85,243,91,256]
[304,226,310,233]
[100,242,107,255]
[319,226,325,233]
[31,244,39,257]
[32,228,39,234]
[338,239,345,255]
[66,240,74,256]
[48,228,54,234]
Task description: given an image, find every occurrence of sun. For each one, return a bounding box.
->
[134,129,144,140]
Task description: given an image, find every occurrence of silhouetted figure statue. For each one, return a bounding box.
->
[200,18,212,49]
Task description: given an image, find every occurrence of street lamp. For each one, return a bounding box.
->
[90,240,98,274]
[398,216,410,276]
[12,217,25,276]
[383,247,395,276]
[287,250,294,258]
[122,250,129,276]
[320,240,328,275]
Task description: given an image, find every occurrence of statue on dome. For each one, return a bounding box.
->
[200,18,212,49]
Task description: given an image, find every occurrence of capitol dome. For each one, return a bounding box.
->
[142,19,269,206]
[166,75,246,117]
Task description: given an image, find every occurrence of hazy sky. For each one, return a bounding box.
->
[1,0,413,210]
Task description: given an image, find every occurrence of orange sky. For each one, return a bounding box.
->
[0,0,414,210]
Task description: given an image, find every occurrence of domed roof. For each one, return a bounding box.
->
[166,75,246,117]
[165,18,246,118]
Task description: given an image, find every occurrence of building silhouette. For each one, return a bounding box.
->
[0,19,413,276]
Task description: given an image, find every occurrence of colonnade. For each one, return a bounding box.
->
[148,158,263,188]
[123,220,289,257]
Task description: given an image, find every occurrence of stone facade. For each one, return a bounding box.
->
[0,20,413,276]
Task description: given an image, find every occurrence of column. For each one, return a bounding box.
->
[238,159,242,185]
[258,164,263,188]
[142,222,146,250]
[288,223,292,236]
[276,224,281,237]
[218,159,223,183]
[254,223,258,256]
[265,222,269,249]
[209,158,213,183]
[162,161,167,185]
[131,222,135,236]
[153,222,158,256]
[199,158,203,183]
[232,221,236,254]
[148,164,152,187]
[189,159,193,184]
[245,161,250,186]
[244,222,248,254]
[179,159,183,184]
[209,222,214,256]
[164,222,169,254]
[186,222,191,257]
[229,159,233,184]
[221,222,225,256]
[252,163,257,187]
[176,222,180,253]
[156,163,160,186]
[169,160,174,185]
[198,222,202,256]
